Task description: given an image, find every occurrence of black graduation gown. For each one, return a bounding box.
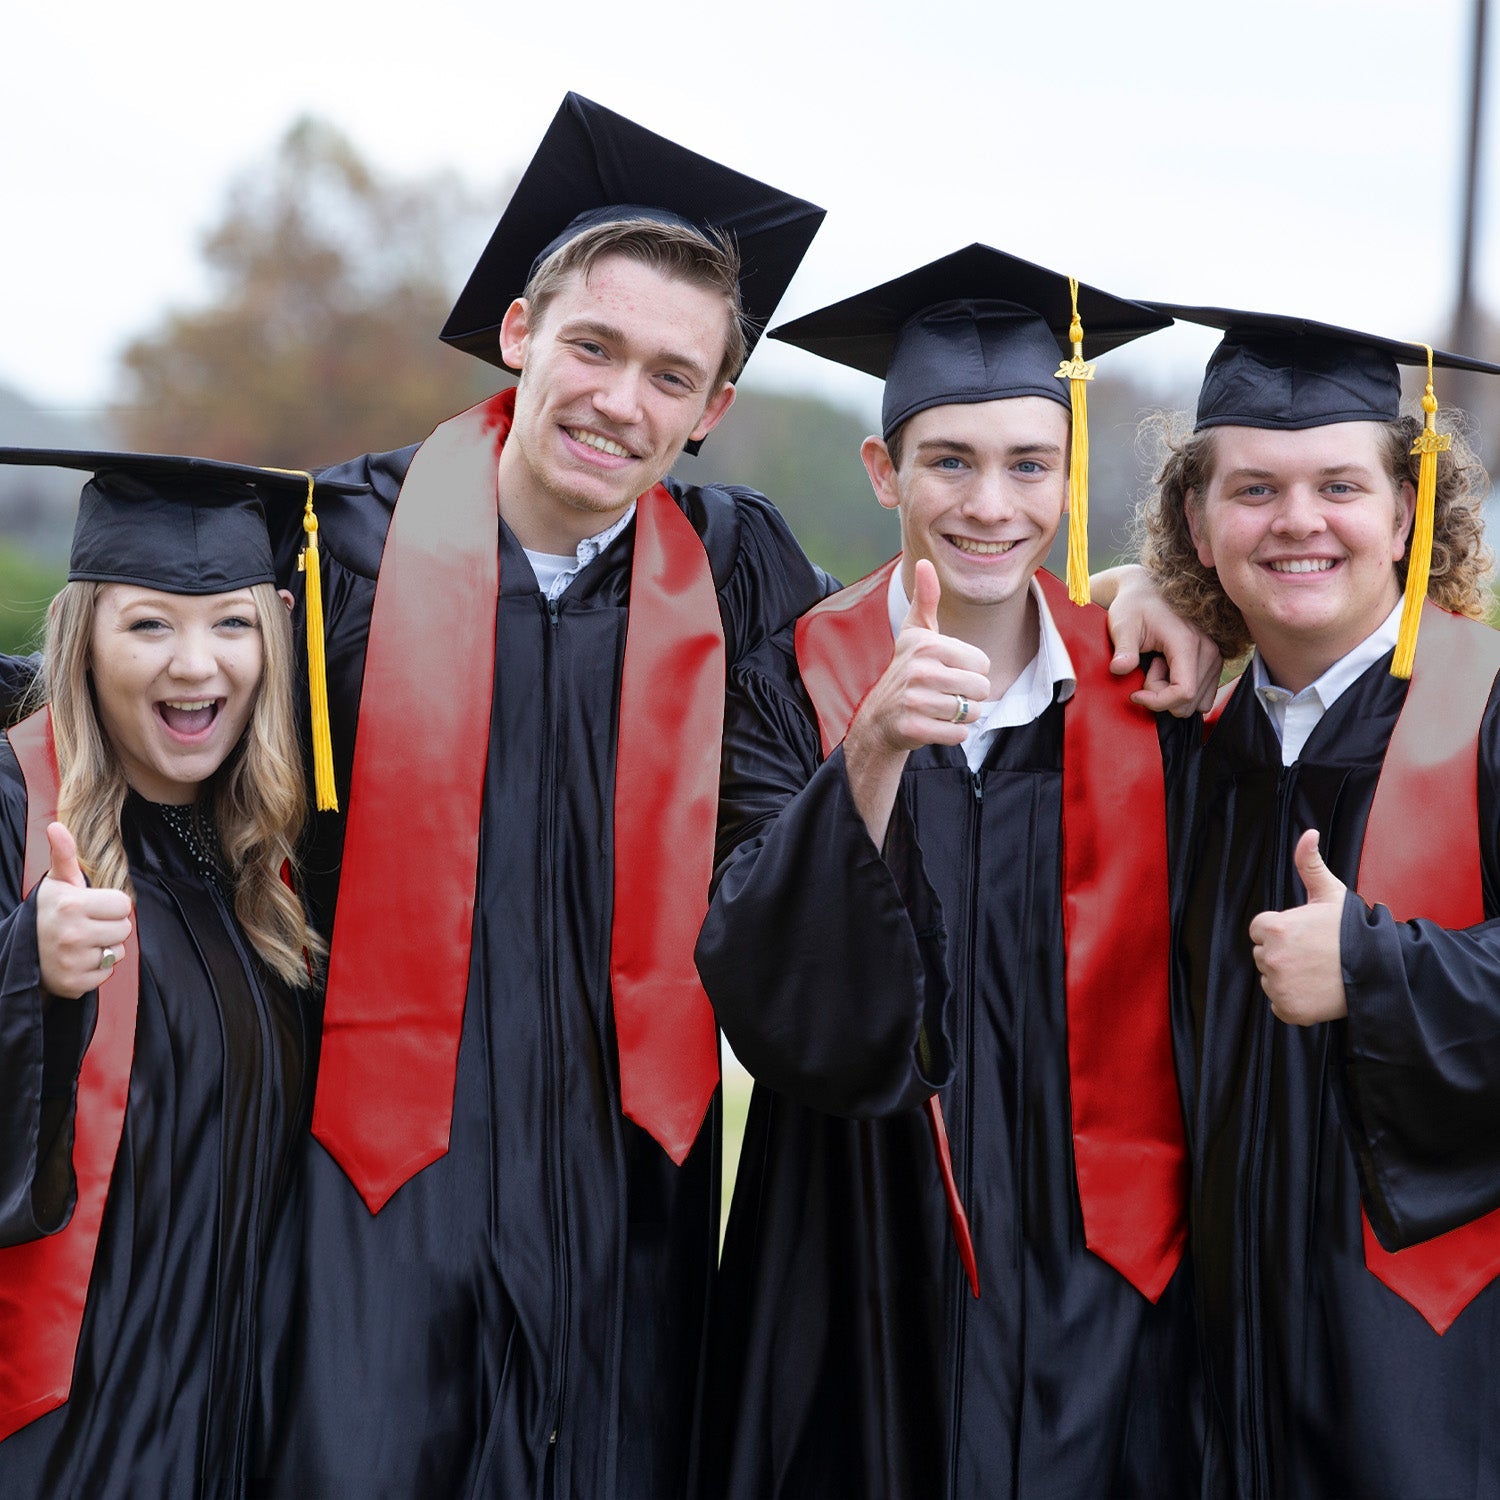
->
[253,448,828,1500]
[1178,656,1500,1500]
[695,629,1202,1500]
[0,755,315,1499]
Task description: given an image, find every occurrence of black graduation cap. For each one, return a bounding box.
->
[0,449,363,593]
[769,243,1171,439]
[0,448,367,809]
[440,93,826,383]
[1147,304,1500,431]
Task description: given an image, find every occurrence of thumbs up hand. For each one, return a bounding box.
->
[36,822,133,1000]
[1247,829,1349,1025]
[843,560,993,846]
[856,560,993,756]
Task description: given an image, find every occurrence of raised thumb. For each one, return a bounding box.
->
[1294,828,1342,904]
[904,557,942,634]
[47,821,86,888]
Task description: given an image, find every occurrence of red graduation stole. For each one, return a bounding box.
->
[312,388,724,1213]
[0,708,139,1442]
[795,560,1187,1302]
[1356,602,1500,1334]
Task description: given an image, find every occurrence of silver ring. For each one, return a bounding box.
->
[951,694,969,724]
[99,946,119,971]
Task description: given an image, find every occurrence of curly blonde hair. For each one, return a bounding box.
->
[1133,409,1494,661]
[38,581,324,988]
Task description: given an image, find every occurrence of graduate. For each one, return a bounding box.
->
[252,96,830,1499]
[695,247,1201,1499]
[0,452,338,1498]
[1133,309,1500,1498]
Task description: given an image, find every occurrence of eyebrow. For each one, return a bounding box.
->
[911,439,1064,460]
[1219,463,1378,483]
[558,318,712,386]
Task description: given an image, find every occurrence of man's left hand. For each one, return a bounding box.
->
[1248,829,1349,1025]
[1093,563,1222,717]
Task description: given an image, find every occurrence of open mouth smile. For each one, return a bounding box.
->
[155,699,223,741]
[1264,559,1339,574]
[948,536,1020,556]
[564,427,635,461]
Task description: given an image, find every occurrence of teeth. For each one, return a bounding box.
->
[567,428,630,458]
[951,537,1018,555]
[165,700,214,711]
[1268,559,1336,573]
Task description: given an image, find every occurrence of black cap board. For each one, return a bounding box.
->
[1147,303,1500,431]
[770,243,1172,438]
[440,93,826,385]
[0,449,365,595]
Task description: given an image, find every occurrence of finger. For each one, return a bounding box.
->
[46,822,86,888]
[1294,828,1344,905]
[1109,640,1143,676]
[903,559,942,636]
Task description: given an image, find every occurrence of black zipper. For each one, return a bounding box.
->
[944,768,984,1498]
[539,591,571,1475]
[1243,763,1295,1500]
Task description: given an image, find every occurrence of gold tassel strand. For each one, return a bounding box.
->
[268,467,339,811]
[1391,346,1449,680]
[1056,276,1096,605]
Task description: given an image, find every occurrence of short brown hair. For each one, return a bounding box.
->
[1132,409,1495,661]
[523,217,747,391]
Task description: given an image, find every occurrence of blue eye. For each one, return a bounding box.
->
[128,619,168,634]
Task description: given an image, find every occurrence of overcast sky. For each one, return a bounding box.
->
[3,0,1495,428]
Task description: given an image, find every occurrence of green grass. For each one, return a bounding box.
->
[0,545,62,656]
[720,1056,753,1249]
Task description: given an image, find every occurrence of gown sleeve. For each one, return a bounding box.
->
[0,749,91,1246]
[695,637,954,1120]
[1338,677,1500,1250]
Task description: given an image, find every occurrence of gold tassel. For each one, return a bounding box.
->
[1055,276,1095,605]
[268,468,339,810]
[1391,346,1449,680]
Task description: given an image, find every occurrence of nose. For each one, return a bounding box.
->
[167,627,218,683]
[592,367,646,427]
[961,470,1018,525]
[1271,483,1328,539]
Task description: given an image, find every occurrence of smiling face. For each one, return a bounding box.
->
[1187,422,1414,690]
[864,396,1069,642]
[89,584,267,804]
[494,254,737,552]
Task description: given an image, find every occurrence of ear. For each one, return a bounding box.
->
[1393,476,1416,560]
[861,436,901,512]
[498,298,533,370]
[1184,489,1215,569]
[690,381,736,444]
[278,588,296,614]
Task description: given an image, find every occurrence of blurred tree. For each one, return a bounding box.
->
[112,117,500,467]
[0,543,64,655]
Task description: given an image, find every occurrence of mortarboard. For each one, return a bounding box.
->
[0,448,367,808]
[770,244,1173,602]
[440,93,825,394]
[1153,305,1500,677]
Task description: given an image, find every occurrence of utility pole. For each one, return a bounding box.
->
[1453,0,1490,448]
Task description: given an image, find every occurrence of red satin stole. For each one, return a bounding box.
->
[0,708,139,1442]
[795,561,1186,1302]
[1356,604,1500,1333]
[312,388,724,1213]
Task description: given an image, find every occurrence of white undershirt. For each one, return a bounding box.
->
[521,502,637,601]
[1251,600,1403,766]
[886,569,1077,772]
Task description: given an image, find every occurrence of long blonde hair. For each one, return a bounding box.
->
[39,581,325,987]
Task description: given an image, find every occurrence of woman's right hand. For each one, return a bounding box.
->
[36,822,133,999]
